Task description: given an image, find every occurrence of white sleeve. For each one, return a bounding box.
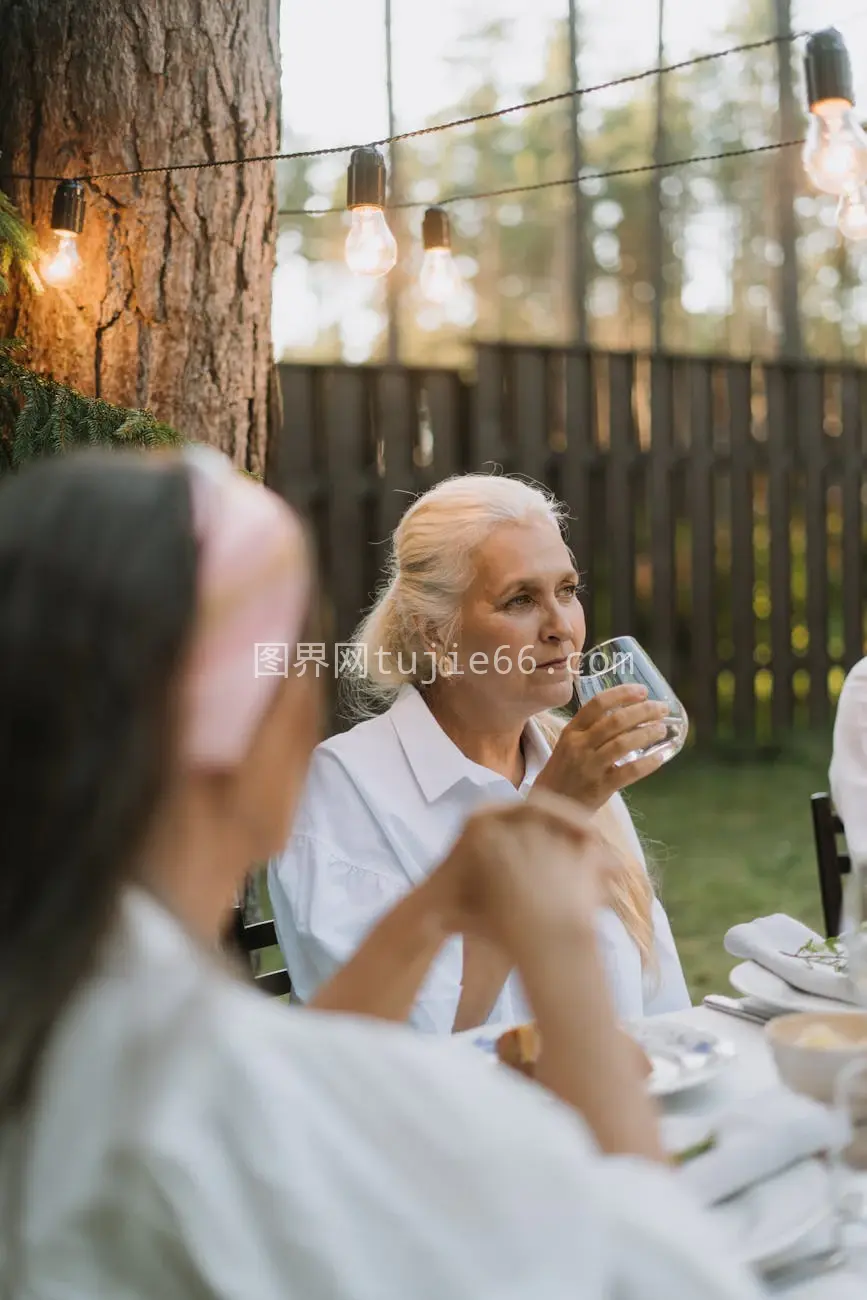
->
[830,657,867,861]
[128,1001,767,1300]
[269,751,462,1033]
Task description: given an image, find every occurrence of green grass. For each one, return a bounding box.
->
[626,732,833,1002]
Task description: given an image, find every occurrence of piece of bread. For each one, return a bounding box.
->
[496,1022,653,1084]
[496,1022,541,1077]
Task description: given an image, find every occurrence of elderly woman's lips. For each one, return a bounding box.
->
[536,657,568,669]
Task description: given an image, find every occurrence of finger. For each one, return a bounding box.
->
[570,684,648,730]
[585,700,668,748]
[597,721,668,769]
[606,748,667,792]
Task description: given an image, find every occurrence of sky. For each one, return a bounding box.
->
[274,0,867,360]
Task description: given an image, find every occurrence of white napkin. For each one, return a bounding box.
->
[724,914,860,1005]
[676,1087,850,1207]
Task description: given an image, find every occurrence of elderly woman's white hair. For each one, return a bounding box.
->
[341,472,657,971]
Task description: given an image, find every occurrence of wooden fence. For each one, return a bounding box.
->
[268,343,867,744]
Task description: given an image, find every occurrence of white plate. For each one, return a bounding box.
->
[729,961,854,1016]
[711,1158,832,1269]
[627,1018,736,1097]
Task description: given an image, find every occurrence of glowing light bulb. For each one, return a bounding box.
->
[345,205,397,277]
[420,247,462,303]
[44,178,87,286]
[43,234,82,284]
[837,185,867,239]
[802,30,867,195]
[419,206,462,304]
[344,146,397,278]
[803,103,867,195]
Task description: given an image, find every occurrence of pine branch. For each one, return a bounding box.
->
[0,190,42,295]
[0,339,183,475]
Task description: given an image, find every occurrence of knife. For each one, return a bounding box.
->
[702,994,777,1024]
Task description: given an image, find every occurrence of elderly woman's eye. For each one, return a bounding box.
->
[506,593,531,608]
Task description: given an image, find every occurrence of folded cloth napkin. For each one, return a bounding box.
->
[724,914,860,1004]
[676,1087,850,1207]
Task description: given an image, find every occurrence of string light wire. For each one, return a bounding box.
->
[3,29,814,187]
[277,139,806,217]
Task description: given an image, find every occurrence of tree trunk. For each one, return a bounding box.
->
[0,0,280,472]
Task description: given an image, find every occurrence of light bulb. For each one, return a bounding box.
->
[420,247,462,304]
[419,206,461,304]
[345,206,397,277]
[43,234,82,284]
[803,103,867,196]
[837,185,867,239]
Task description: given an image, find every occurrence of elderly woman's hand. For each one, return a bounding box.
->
[534,684,669,811]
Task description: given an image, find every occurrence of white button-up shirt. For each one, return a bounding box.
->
[270,685,690,1032]
[830,655,867,863]
[11,887,761,1300]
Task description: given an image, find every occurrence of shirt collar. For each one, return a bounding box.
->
[388,684,551,803]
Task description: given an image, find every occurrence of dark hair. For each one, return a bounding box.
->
[0,450,198,1114]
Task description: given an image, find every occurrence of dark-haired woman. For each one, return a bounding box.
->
[0,446,760,1300]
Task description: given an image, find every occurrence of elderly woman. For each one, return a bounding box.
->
[0,447,756,1299]
[270,473,690,1032]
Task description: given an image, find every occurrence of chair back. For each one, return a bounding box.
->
[809,792,851,937]
[225,905,293,997]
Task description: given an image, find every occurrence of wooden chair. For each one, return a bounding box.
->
[225,903,293,998]
[809,792,851,938]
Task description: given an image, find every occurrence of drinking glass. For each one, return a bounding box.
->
[834,862,867,1236]
[833,1056,867,1234]
[574,635,688,767]
[842,858,867,1008]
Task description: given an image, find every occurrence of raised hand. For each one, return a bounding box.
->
[535,684,669,811]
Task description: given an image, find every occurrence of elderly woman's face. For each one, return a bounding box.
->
[446,517,585,716]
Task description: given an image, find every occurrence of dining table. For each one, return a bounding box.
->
[457,1004,867,1298]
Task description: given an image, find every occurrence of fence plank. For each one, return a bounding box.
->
[472,345,507,470]
[320,367,369,648]
[562,351,596,647]
[607,353,636,636]
[649,356,676,685]
[425,369,463,486]
[799,368,830,726]
[728,362,755,738]
[272,367,317,513]
[840,369,863,673]
[688,360,716,740]
[513,349,549,486]
[766,365,793,732]
[376,369,415,543]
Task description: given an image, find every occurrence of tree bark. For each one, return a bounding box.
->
[0,0,280,472]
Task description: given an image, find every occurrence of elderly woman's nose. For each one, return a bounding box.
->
[540,601,574,640]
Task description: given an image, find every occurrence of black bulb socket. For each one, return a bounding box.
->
[347,147,387,210]
[805,28,855,109]
[422,206,450,251]
[51,179,86,235]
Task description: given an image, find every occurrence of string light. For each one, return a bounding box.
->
[43,180,85,285]
[420,207,462,304]
[802,28,867,197]
[344,147,397,278]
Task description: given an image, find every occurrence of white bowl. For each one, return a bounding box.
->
[765,1011,867,1104]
